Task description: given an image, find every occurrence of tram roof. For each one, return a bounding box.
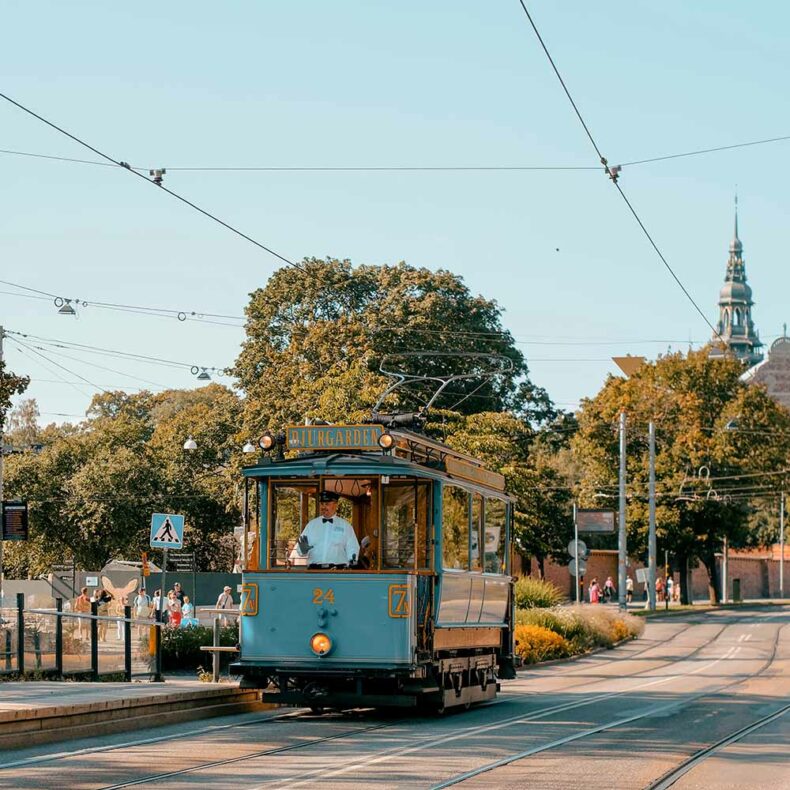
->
[241,426,510,498]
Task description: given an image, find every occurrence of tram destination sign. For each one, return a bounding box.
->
[2,500,29,541]
[285,425,383,451]
[576,509,616,533]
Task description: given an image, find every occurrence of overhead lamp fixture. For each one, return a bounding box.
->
[55,298,76,316]
[242,441,256,454]
[183,436,197,451]
[196,367,211,381]
[725,419,740,432]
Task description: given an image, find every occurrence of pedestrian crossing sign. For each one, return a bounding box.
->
[150,512,185,549]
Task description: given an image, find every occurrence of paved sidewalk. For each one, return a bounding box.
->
[0,678,233,718]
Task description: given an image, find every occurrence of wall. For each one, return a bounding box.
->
[526,551,787,602]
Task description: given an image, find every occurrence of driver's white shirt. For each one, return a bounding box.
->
[298,515,360,565]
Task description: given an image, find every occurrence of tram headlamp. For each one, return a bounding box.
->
[310,632,333,656]
[378,432,395,451]
[258,432,275,451]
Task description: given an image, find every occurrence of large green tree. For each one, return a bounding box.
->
[572,349,790,603]
[3,385,245,574]
[234,259,555,434]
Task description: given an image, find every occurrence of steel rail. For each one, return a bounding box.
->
[98,719,397,790]
[646,702,790,790]
[429,621,787,789]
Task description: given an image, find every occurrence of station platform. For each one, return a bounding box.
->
[0,679,269,751]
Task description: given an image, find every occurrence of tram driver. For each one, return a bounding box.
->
[295,491,360,568]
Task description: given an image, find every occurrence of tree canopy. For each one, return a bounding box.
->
[572,349,790,602]
[235,258,555,434]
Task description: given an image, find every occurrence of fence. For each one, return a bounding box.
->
[0,592,153,681]
[0,594,241,683]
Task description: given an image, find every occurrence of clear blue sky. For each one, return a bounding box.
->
[2,1,789,425]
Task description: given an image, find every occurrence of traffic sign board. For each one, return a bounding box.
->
[569,558,587,577]
[567,539,588,559]
[150,513,184,549]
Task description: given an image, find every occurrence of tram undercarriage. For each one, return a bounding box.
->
[237,650,502,712]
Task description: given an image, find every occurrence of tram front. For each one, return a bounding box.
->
[232,424,438,709]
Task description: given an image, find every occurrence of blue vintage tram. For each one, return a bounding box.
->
[232,421,516,711]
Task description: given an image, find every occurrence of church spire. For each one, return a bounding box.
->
[714,197,762,367]
[730,192,742,254]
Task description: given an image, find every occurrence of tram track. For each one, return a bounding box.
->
[646,701,790,790]
[3,611,781,789]
[1,611,731,775]
[428,621,787,789]
[98,718,396,790]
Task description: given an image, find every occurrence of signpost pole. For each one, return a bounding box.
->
[618,411,627,610]
[161,548,168,612]
[648,421,657,612]
[573,502,579,604]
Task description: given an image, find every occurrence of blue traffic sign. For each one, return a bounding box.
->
[150,513,185,549]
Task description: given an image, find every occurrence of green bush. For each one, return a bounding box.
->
[513,576,565,609]
[139,622,239,671]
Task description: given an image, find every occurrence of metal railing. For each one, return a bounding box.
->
[0,594,243,683]
[1,592,151,681]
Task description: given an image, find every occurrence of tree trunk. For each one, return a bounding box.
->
[701,550,720,605]
[677,552,690,605]
[519,552,532,578]
[536,554,545,580]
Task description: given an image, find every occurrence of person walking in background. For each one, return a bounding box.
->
[626,575,634,604]
[603,576,616,603]
[216,585,234,626]
[589,578,601,604]
[167,590,182,628]
[656,576,665,603]
[74,587,91,639]
[134,587,151,635]
[666,576,674,603]
[181,595,198,627]
[94,588,113,641]
[173,582,185,605]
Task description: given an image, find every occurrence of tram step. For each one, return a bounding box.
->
[0,687,271,751]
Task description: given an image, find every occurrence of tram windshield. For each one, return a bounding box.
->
[268,476,431,571]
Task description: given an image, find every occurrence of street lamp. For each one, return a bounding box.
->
[183,436,198,451]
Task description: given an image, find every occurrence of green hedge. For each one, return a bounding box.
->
[139,622,239,671]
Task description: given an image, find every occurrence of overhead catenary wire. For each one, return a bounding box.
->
[513,0,723,343]
[0,92,307,275]
[8,336,109,395]
[3,133,789,172]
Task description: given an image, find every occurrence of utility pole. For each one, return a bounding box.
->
[722,536,728,604]
[618,411,627,610]
[780,491,785,599]
[0,325,4,614]
[573,502,579,604]
[648,421,656,611]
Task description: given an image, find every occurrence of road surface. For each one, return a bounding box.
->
[1,605,787,789]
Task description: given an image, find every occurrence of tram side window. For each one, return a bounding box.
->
[442,486,470,570]
[471,493,484,570]
[270,483,317,567]
[381,479,431,569]
[484,497,507,573]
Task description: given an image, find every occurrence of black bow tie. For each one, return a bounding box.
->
[322,518,334,523]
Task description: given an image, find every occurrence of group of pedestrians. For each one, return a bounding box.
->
[132,582,199,628]
[587,575,617,604]
[72,581,237,639]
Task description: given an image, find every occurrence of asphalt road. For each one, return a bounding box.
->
[1,605,787,789]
